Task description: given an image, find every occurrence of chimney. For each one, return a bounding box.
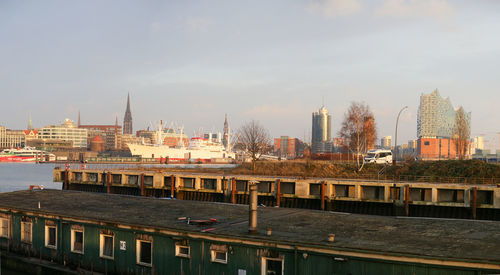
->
[249,181,258,234]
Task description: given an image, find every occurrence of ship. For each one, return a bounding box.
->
[0,147,56,162]
[127,121,235,162]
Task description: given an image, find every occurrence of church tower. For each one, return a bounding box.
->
[223,114,229,149]
[123,93,133,134]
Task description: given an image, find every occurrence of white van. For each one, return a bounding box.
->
[364,149,393,164]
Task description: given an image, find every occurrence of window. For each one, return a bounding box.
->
[262,257,284,275]
[21,221,32,244]
[424,141,430,146]
[175,244,190,258]
[182,178,195,189]
[0,217,9,238]
[45,225,57,249]
[136,240,152,266]
[100,234,114,259]
[211,250,228,264]
[71,228,84,254]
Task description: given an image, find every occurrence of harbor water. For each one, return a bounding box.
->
[0,163,61,193]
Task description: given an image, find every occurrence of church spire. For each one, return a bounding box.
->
[123,92,133,134]
[223,114,229,149]
[28,113,32,130]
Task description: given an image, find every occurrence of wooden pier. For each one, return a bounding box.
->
[53,167,500,220]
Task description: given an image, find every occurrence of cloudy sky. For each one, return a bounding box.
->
[1,0,499,148]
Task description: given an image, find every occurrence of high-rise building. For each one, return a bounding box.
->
[311,106,332,154]
[417,90,471,139]
[471,136,484,155]
[381,136,392,149]
[123,93,133,135]
[416,90,471,160]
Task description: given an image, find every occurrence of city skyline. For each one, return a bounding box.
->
[1,1,499,147]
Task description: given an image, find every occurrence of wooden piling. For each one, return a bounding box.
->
[321,181,326,211]
[405,184,410,216]
[141,173,145,196]
[472,187,477,219]
[231,178,236,204]
[276,179,281,207]
[170,175,175,198]
[107,173,111,194]
[64,169,68,190]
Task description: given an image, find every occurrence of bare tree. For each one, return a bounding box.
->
[339,102,377,171]
[237,120,271,170]
[453,107,470,160]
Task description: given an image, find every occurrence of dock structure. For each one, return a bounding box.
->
[53,167,500,220]
[1,189,500,274]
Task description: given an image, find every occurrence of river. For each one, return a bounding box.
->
[0,163,237,193]
[0,163,62,193]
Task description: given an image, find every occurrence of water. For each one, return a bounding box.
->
[0,163,61,193]
[0,163,237,193]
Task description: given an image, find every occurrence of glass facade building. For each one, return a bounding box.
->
[312,106,332,153]
[417,90,471,139]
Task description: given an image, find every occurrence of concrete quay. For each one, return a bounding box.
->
[53,167,500,220]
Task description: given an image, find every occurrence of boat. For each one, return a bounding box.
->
[127,121,235,162]
[0,147,56,162]
[128,137,235,162]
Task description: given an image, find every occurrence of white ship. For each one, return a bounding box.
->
[127,121,234,162]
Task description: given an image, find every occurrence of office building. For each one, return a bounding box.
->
[273,136,304,159]
[0,126,25,149]
[312,106,332,154]
[38,119,88,148]
[381,136,392,149]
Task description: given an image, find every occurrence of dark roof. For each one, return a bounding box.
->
[0,189,499,264]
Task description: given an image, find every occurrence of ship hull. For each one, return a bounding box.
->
[0,156,37,162]
[127,143,234,161]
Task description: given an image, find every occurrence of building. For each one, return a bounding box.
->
[312,106,332,154]
[1,190,499,274]
[26,138,73,152]
[416,90,471,160]
[273,136,304,159]
[471,136,484,155]
[79,123,122,151]
[38,119,88,148]
[381,136,392,149]
[89,135,105,152]
[0,126,25,149]
[123,93,133,135]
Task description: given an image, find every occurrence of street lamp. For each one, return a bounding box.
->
[393,106,408,165]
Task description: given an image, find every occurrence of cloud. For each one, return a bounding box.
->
[186,16,212,32]
[307,0,362,18]
[375,0,454,19]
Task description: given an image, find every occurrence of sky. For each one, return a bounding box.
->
[1,0,499,149]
